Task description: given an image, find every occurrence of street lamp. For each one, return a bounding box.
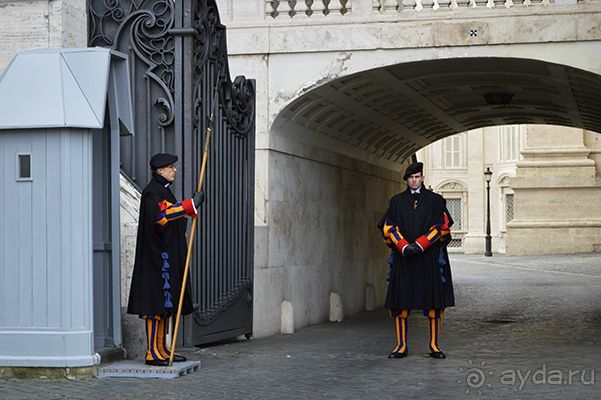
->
[484,167,493,257]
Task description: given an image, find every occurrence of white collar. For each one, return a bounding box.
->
[410,187,421,194]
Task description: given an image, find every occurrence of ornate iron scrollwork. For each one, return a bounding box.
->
[88,0,176,127]
[191,0,255,137]
[223,76,256,136]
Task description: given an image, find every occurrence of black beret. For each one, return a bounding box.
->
[150,153,178,169]
[403,162,423,180]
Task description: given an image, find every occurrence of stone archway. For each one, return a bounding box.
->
[259,52,601,336]
[272,55,601,160]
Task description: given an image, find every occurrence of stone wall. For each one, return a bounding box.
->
[118,174,145,359]
[0,0,86,69]
[584,130,601,178]
[253,137,404,337]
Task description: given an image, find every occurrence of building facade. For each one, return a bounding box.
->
[418,125,601,255]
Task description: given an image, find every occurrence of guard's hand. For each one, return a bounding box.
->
[193,191,205,208]
[403,243,423,256]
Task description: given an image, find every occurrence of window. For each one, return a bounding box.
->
[505,193,515,223]
[439,185,467,252]
[448,238,463,248]
[443,134,465,168]
[446,198,462,231]
[500,125,521,162]
[17,153,32,181]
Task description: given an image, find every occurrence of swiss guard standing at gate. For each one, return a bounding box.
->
[127,153,205,366]
[377,162,455,359]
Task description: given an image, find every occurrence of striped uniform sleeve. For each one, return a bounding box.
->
[415,211,451,251]
[383,236,395,251]
[154,198,197,227]
[383,222,410,254]
[439,211,452,243]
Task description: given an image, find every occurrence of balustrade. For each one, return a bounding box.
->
[373,0,571,12]
[312,0,327,16]
[263,0,595,18]
[266,1,351,18]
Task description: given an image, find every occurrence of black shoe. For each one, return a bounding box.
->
[388,350,408,359]
[145,359,170,367]
[170,353,187,362]
[429,351,446,359]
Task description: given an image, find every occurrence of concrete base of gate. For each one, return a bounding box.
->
[98,360,201,379]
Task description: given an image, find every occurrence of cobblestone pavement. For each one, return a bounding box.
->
[1,253,600,400]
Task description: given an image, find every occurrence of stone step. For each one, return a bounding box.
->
[98,360,201,379]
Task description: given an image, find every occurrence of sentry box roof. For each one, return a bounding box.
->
[0,47,134,134]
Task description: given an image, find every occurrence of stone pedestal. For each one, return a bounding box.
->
[506,126,601,255]
[98,360,201,379]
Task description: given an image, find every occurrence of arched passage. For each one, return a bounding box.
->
[273,56,601,163]
[257,53,601,337]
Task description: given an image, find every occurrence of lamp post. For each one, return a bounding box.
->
[484,167,493,257]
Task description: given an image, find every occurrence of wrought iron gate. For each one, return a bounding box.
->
[88,0,255,345]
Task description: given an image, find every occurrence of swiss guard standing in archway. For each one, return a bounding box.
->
[127,153,205,366]
[377,161,455,359]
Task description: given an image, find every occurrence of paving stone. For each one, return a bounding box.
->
[0,254,599,399]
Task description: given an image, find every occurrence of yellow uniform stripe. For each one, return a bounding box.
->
[383,223,399,246]
[153,320,164,360]
[427,310,443,353]
[163,318,172,353]
[145,319,152,361]
[395,316,401,351]
[392,311,409,353]
[429,318,440,352]
[157,318,169,359]
[383,223,407,247]
[399,318,407,353]
[427,229,439,241]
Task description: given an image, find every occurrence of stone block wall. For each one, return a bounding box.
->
[118,174,145,359]
[0,0,86,70]
[253,132,405,337]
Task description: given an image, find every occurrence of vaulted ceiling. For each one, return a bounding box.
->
[275,57,601,163]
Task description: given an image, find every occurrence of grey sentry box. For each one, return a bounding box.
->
[0,48,133,367]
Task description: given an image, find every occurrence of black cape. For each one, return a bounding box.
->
[378,187,455,311]
[127,174,193,316]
